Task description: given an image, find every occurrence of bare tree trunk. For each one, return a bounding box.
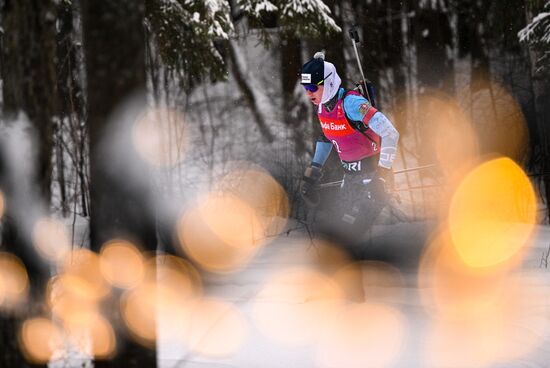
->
[81,0,157,365]
[54,122,69,216]
[410,1,454,215]
[388,0,408,100]
[226,39,275,143]
[55,0,86,217]
[281,34,302,116]
[0,0,59,364]
[354,0,383,101]
[412,1,454,158]
[459,0,492,93]
[280,33,310,155]
[1,0,58,203]
[413,1,454,93]
[524,0,550,221]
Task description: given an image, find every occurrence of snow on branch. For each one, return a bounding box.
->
[518,1,550,44]
[280,0,341,36]
[518,1,550,73]
[237,0,341,39]
[204,0,234,39]
[238,0,278,14]
[147,0,234,82]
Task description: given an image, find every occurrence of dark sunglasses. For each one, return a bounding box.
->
[303,72,333,92]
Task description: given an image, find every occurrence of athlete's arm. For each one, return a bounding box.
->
[368,113,399,169]
[312,135,333,167]
[344,95,399,169]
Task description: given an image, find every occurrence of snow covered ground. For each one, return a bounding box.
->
[157,221,550,368]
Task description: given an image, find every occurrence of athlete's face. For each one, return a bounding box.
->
[305,85,324,105]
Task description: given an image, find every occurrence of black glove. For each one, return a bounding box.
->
[300,165,323,207]
[367,167,393,203]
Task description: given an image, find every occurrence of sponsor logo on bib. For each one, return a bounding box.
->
[321,121,347,131]
[342,161,362,172]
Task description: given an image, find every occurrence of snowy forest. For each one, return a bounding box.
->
[1,0,550,367]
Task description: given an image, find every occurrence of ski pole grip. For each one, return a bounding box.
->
[349,27,360,43]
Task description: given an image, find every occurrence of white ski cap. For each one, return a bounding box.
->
[320,61,341,105]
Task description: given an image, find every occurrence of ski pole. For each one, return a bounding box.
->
[317,164,438,189]
[348,26,372,105]
[392,164,438,175]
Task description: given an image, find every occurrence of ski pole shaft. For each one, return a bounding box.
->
[393,163,437,174]
[393,183,444,192]
[349,26,371,103]
[317,164,438,189]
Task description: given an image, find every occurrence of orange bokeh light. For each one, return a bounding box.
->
[214,166,290,237]
[32,217,72,264]
[0,252,29,309]
[428,95,481,179]
[457,79,528,162]
[178,193,266,273]
[387,91,481,218]
[46,269,116,359]
[89,314,117,359]
[419,225,550,366]
[121,255,203,348]
[397,91,480,180]
[132,108,188,167]
[47,276,99,325]
[332,261,404,303]
[120,282,158,348]
[58,249,111,302]
[63,311,117,359]
[99,239,145,289]
[0,190,5,220]
[419,229,512,320]
[423,272,550,367]
[19,317,63,364]
[147,255,202,300]
[449,157,537,268]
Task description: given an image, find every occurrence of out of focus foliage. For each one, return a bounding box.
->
[519,0,550,74]
[146,0,340,84]
[238,0,341,39]
[146,0,234,82]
